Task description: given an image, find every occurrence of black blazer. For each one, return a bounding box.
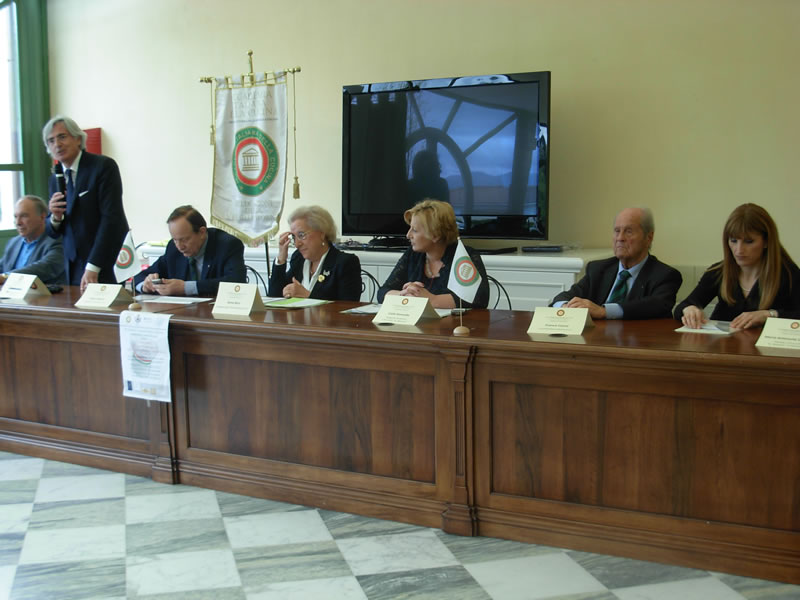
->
[268,245,362,301]
[376,242,490,309]
[550,255,682,319]
[674,260,800,321]
[46,151,129,285]
[134,228,246,296]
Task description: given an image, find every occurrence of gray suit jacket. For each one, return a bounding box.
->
[0,232,66,284]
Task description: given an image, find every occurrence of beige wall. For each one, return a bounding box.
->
[47,0,800,266]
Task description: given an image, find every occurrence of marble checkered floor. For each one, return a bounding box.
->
[0,451,797,599]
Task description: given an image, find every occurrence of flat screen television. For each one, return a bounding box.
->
[342,71,550,242]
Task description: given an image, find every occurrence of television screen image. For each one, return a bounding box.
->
[342,71,551,241]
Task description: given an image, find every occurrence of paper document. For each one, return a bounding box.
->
[345,304,450,317]
[674,320,736,335]
[134,295,213,304]
[342,304,381,314]
[263,297,330,308]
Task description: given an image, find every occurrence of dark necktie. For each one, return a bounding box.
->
[65,169,75,210]
[63,169,77,261]
[608,270,631,304]
[189,258,199,281]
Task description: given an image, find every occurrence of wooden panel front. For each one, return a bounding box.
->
[472,328,800,584]
[167,310,470,531]
[183,354,435,482]
[2,336,149,440]
[0,293,176,480]
[488,380,800,531]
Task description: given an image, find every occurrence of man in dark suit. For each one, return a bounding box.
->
[134,205,246,297]
[0,195,65,285]
[550,207,681,319]
[43,115,129,291]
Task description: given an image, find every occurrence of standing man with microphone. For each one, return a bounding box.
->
[43,115,128,291]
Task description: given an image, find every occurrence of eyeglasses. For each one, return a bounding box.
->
[290,231,309,242]
[46,133,71,146]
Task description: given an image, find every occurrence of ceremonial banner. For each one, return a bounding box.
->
[211,73,287,243]
[114,230,142,283]
[447,239,482,304]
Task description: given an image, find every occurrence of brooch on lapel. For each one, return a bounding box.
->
[318,270,330,283]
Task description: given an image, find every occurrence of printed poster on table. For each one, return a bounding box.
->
[119,310,173,402]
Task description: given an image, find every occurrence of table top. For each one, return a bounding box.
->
[2,286,798,365]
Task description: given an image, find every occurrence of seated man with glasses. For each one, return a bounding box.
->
[269,205,361,301]
[134,205,246,296]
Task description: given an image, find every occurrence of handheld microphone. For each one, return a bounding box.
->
[53,162,66,194]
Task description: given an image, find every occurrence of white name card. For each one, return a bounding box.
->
[755,317,800,351]
[75,283,133,309]
[528,306,594,336]
[0,273,51,299]
[212,282,266,316]
[373,295,442,325]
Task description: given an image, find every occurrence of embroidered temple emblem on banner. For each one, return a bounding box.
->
[232,127,279,196]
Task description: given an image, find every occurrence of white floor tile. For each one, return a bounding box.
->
[246,576,368,600]
[125,489,221,524]
[19,524,126,564]
[0,503,32,534]
[337,529,459,576]
[0,458,44,481]
[34,473,125,503]
[224,509,332,549]
[614,576,746,600]
[465,552,607,600]
[126,548,241,596]
[0,565,15,600]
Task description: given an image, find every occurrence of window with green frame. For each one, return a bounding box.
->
[0,0,50,247]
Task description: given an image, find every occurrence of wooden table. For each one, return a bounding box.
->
[0,288,176,481]
[1,289,797,583]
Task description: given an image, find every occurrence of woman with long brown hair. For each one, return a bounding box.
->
[675,203,800,329]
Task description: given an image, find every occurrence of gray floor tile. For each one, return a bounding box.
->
[124,589,246,600]
[125,474,202,496]
[29,497,125,530]
[0,480,38,505]
[437,530,561,564]
[715,573,800,599]
[216,490,308,517]
[10,558,125,600]
[40,460,113,478]
[542,593,619,600]
[0,532,24,566]
[358,566,491,600]
[235,540,351,588]
[320,510,428,540]
[126,518,229,556]
[568,550,709,589]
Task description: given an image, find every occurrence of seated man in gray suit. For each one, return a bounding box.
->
[550,207,681,319]
[0,195,65,285]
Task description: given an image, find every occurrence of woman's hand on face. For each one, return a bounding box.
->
[681,305,707,329]
[730,310,769,330]
[277,232,292,263]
